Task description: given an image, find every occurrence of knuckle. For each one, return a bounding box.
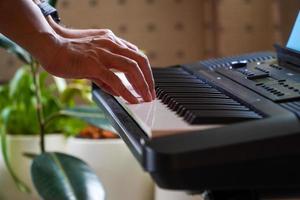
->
[132,45,139,50]
[138,53,149,63]
[104,29,115,38]
[107,35,115,41]
[125,59,139,70]
[104,29,113,34]
[101,38,115,46]
[118,45,129,53]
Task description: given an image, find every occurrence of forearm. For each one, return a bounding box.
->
[0,0,61,64]
[46,16,109,38]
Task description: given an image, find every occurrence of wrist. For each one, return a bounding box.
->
[46,16,69,37]
[32,31,64,66]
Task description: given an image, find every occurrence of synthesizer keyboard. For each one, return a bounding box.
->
[92,13,300,194]
[92,47,300,191]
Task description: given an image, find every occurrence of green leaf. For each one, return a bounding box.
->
[0,121,31,193]
[9,67,32,100]
[0,84,9,111]
[59,106,115,132]
[31,152,105,200]
[0,34,31,64]
[45,117,87,137]
[1,104,39,135]
[60,83,91,107]
[60,87,82,107]
[48,0,58,7]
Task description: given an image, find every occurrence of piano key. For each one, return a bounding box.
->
[177,105,250,116]
[155,77,199,82]
[156,87,220,94]
[152,67,263,125]
[157,89,223,98]
[155,79,205,84]
[156,87,216,94]
[161,93,230,104]
[169,98,241,110]
[154,74,197,78]
[153,74,195,78]
[184,110,262,124]
[156,84,210,89]
[153,68,189,75]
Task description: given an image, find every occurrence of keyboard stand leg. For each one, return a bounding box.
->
[203,190,260,200]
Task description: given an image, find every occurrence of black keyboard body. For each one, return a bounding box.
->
[92,47,300,192]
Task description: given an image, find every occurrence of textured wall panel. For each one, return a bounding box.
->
[216,0,278,57]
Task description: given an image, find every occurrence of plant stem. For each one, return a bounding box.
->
[30,60,46,153]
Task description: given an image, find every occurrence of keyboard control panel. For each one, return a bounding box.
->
[214,59,300,102]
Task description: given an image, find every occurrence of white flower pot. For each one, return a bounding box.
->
[66,138,154,200]
[0,134,66,200]
[155,185,203,200]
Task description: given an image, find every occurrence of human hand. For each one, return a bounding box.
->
[41,30,155,104]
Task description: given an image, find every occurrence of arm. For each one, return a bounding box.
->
[0,0,60,67]
[0,0,155,103]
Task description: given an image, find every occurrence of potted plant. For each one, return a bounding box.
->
[66,127,154,200]
[0,63,98,199]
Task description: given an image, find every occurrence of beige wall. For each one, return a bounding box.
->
[216,0,279,57]
[1,0,300,81]
[279,0,300,43]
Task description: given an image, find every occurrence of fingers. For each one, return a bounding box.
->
[97,48,152,102]
[91,79,118,96]
[95,39,156,100]
[119,48,156,99]
[119,38,139,51]
[64,30,156,103]
[95,69,139,104]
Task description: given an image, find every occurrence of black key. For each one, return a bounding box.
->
[156,87,220,94]
[154,74,195,79]
[156,84,209,89]
[162,93,229,104]
[155,79,204,84]
[184,110,262,124]
[155,77,198,82]
[157,89,222,98]
[177,105,250,116]
[169,98,240,110]
[153,69,188,75]
[155,82,208,87]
